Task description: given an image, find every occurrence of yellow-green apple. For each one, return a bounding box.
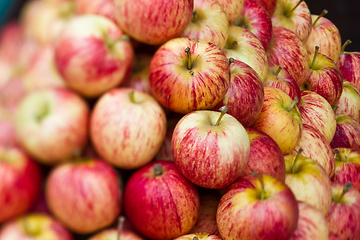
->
[335,81,360,122]
[326,182,360,240]
[15,88,89,165]
[271,0,311,43]
[179,0,228,49]
[232,0,272,50]
[253,0,277,16]
[251,86,302,155]
[189,193,221,236]
[213,59,264,127]
[45,159,122,234]
[290,124,335,177]
[223,26,268,82]
[290,201,329,240]
[175,233,222,240]
[20,0,75,45]
[241,128,286,182]
[332,148,360,192]
[330,115,360,152]
[0,146,42,223]
[302,46,343,107]
[284,150,332,215]
[337,40,360,92]
[0,214,73,240]
[217,0,244,25]
[263,64,301,106]
[298,90,336,143]
[90,88,167,169]
[54,15,134,98]
[216,173,299,240]
[305,10,342,63]
[75,0,115,22]
[114,0,193,45]
[266,27,309,86]
[172,108,250,189]
[123,161,200,240]
[149,38,230,114]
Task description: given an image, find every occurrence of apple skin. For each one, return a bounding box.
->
[54,15,134,98]
[0,214,73,240]
[172,110,250,189]
[216,173,299,240]
[298,90,337,143]
[329,232,342,240]
[253,0,277,16]
[88,228,144,240]
[0,118,18,147]
[0,146,42,223]
[217,0,244,25]
[335,81,360,122]
[15,88,89,165]
[179,0,229,49]
[124,160,200,240]
[90,88,167,169]
[332,148,360,192]
[330,115,360,152]
[114,0,193,45]
[241,128,286,182]
[149,38,230,114]
[75,0,115,22]
[213,59,264,128]
[175,233,222,240]
[267,27,309,86]
[337,50,360,92]
[284,154,332,215]
[0,21,24,64]
[290,201,329,240]
[326,182,360,240]
[251,86,303,155]
[45,159,122,234]
[290,124,335,178]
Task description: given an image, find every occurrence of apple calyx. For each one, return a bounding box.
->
[287,97,299,112]
[229,57,235,66]
[36,102,49,122]
[193,237,199,240]
[341,39,352,53]
[106,34,130,49]
[185,47,193,70]
[285,0,304,18]
[191,11,199,22]
[252,171,265,200]
[215,106,229,126]
[313,9,328,27]
[334,181,352,203]
[153,163,163,176]
[292,148,303,173]
[129,91,136,103]
[234,17,248,29]
[22,217,40,237]
[117,216,125,240]
[334,149,346,162]
[310,46,320,70]
[274,67,283,76]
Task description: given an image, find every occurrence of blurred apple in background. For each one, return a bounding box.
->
[0,21,24,64]
[75,0,115,22]
[175,233,222,240]
[217,0,244,25]
[330,114,360,152]
[253,0,277,16]
[0,118,18,147]
[334,81,360,122]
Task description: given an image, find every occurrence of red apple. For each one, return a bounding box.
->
[329,232,342,240]
[253,0,277,16]
[75,0,115,22]
[330,114,360,152]
[217,0,244,25]
[335,81,360,122]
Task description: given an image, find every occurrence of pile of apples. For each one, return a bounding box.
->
[1,0,360,239]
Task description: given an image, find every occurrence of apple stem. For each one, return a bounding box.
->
[153,163,163,176]
[252,171,265,200]
[311,46,320,69]
[229,57,234,65]
[117,216,125,240]
[292,148,303,174]
[336,181,352,202]
[193,237,199,240]
[334,149,345,162]
[274,67,282,76]
[185,47,192,70]
[129,91,136,103]
[215,106,229,126]
[191,11,198,22]
[312,9,328,27]
[286,0,304,17]
[107,34,129,49]
[287,97,299,112]
[341,39,352,53]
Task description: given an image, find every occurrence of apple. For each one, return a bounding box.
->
[326,182,360,240]
[0,117,18,147]
[0,214,73,240]
[290,124,335,177]
[0,77,27,121]
[233,0,272,50]
[329,232,342,240]
[298,90,336,143]
[45,159,122,234]
[216,173,299,240]
[149,38,230,114]
[175,233,222,240]
[334,81,360,122]
[90,88,167,169]
[252,0,277,16]
[222,26,268,82]
[266,27,309,86]
[124,160,200,240]
[332,148,360,192]
[0,21,24,64]
[305,10,342,63]
[154,117,180,161]
[75,0,115,22]
[330,114,360,152]
[0,145,42,223]
[290,201,329,240]
[217,0,244,25]
[251,86,302,155]
[179,0,229,49]
[15,88,89,165]
[172,107,250,189]
[241,128,286,182]
[213,59,264,128]
[284,149,332,215]
[114,0,193,45]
